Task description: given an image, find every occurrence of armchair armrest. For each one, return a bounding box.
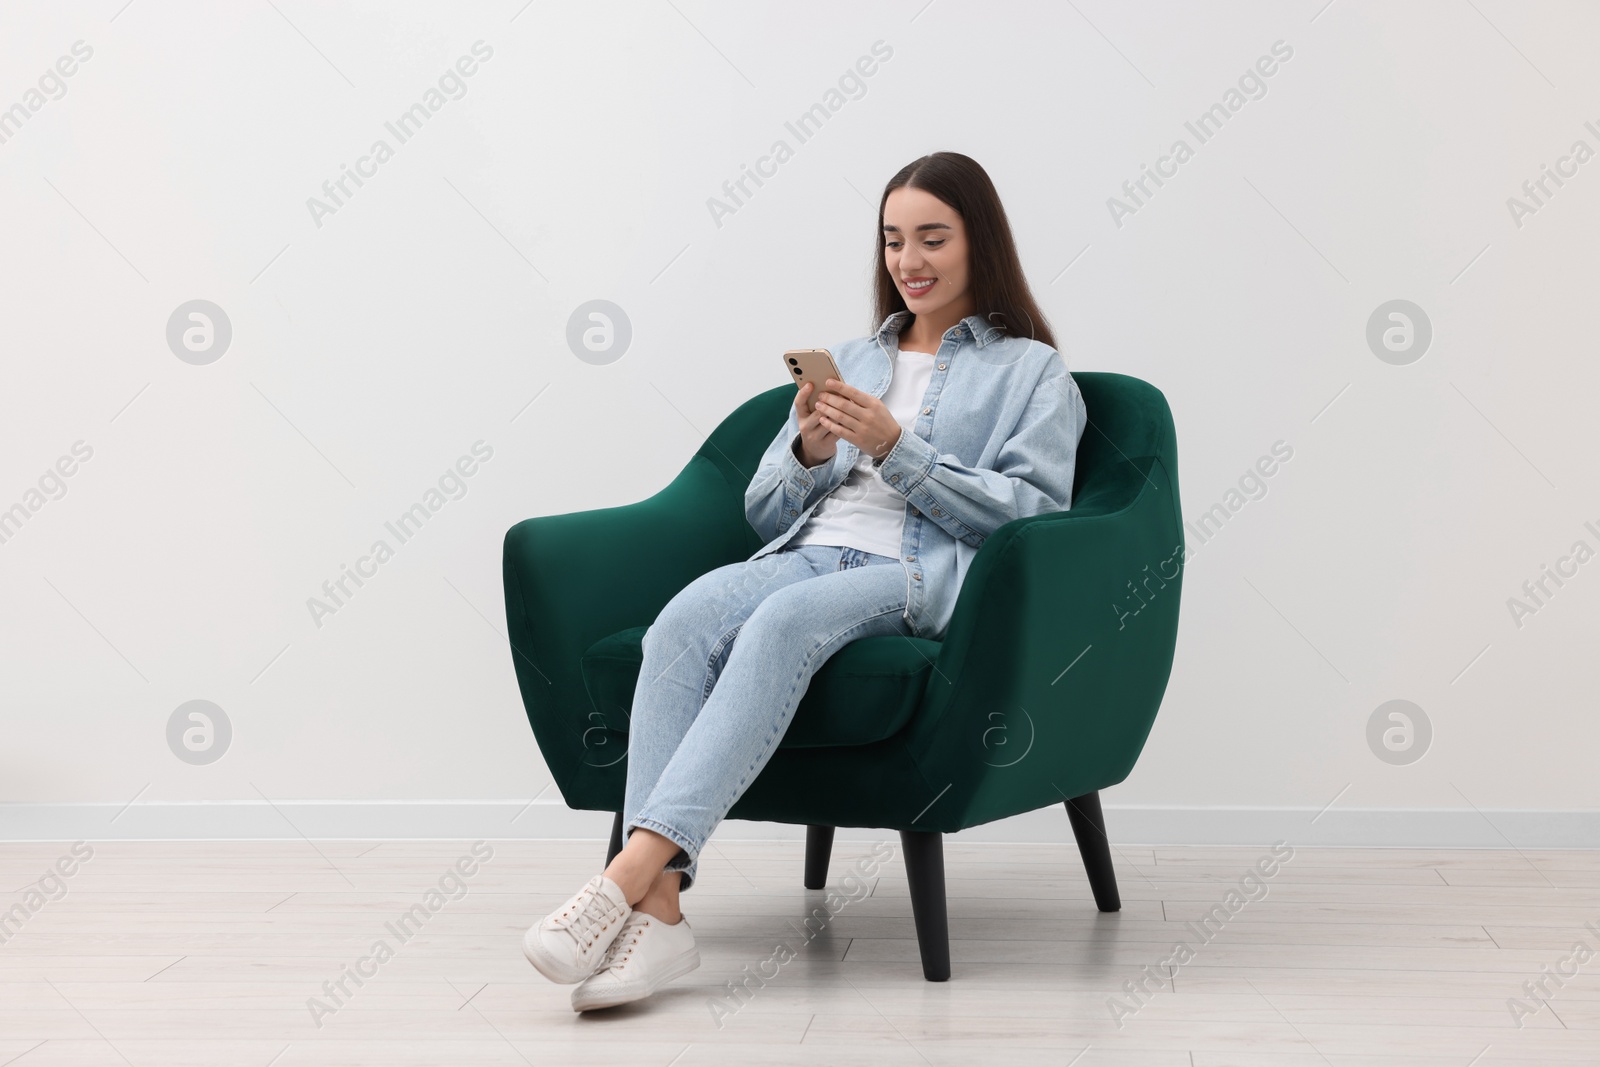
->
[503,453,754,802]
[903,453,1185,832]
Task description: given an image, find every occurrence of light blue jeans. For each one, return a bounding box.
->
[621,542,910,891]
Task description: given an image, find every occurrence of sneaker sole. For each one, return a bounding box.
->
[523,926,608,985]
[571,948,701,1011]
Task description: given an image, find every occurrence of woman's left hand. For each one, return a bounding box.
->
[814,379,902,462]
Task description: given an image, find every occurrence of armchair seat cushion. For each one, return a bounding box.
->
[580,625,943,749]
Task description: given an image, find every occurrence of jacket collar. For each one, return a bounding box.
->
[874,309,997,350]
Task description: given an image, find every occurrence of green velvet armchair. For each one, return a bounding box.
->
[502,371,1184,981]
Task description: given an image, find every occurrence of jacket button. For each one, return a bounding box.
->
[890,474,901,482]
[922,406,932,415]
[932,508,942,516]
[787,508,796,516]
[913,573,921,581]
[911,507,920,516]
[937,363,946,370]
[905,555,916,562]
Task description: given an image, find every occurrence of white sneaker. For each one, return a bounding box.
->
[522,874,632,984]
[571,911,699,1011]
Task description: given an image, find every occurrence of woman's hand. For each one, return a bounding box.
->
[814,378,903,463]
[793,381,841,468]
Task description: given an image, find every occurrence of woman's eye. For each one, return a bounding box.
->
[925,240,944,248]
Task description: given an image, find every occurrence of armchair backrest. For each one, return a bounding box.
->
[1067,372,1182,517]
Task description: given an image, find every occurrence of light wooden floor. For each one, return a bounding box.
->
[2,837,1598,1065]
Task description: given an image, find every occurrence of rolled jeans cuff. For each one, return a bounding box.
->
[626,816,700,891]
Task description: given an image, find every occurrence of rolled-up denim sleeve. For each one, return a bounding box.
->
[872,355,1087,548]
[744,402,833,543]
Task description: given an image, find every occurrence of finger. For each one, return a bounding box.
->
[836,385,873,414]
[825,395,860,420]
[820,409,856,434]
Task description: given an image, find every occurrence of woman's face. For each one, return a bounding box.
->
[883,185,972,319]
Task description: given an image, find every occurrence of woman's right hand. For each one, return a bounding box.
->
[793,380,840,468]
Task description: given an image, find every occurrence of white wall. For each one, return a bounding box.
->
[2,1,1596,843]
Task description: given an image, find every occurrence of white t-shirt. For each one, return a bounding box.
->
[789,348,937,559]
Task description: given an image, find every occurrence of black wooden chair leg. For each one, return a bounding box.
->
[804,825,835,889]
[1064,791,1121,912]
[605,811,624,867]
[898,829,950,981]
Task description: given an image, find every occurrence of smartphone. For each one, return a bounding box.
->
[783,348,842,414]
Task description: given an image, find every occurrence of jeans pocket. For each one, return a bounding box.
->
[838,547,895,571]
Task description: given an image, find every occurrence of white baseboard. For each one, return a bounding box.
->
[1,801,1596,848]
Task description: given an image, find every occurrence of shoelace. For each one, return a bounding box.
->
[552,880,625,954]
[594,914,651,973]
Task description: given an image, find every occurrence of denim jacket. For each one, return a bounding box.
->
[743,310,1088,641]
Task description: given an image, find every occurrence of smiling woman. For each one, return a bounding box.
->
[867,155,1055,355]
[522,151,1088,1012]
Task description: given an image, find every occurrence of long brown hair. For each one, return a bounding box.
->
[871,152,1055,350]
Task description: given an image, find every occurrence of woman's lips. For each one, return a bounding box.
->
[904,278,936,297]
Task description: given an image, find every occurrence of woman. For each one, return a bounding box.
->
[524,151,1088,1011]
